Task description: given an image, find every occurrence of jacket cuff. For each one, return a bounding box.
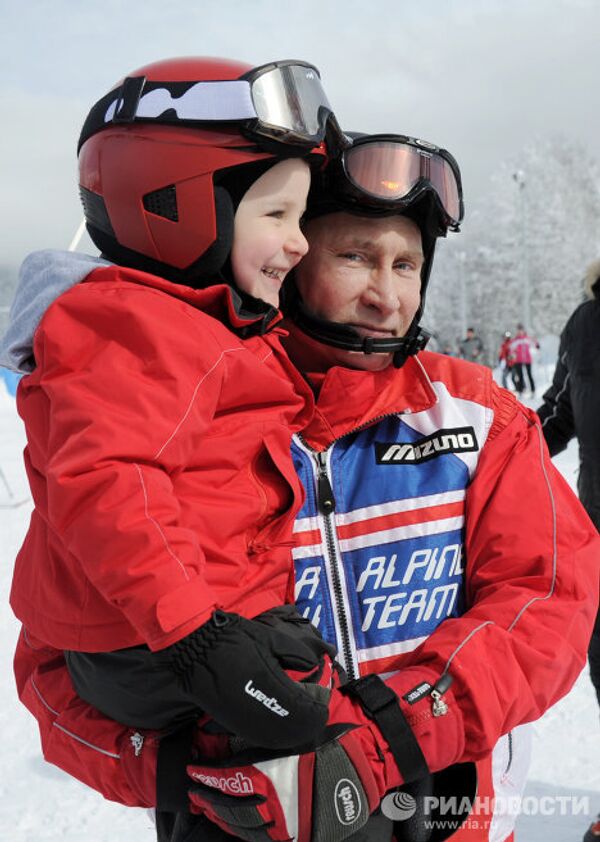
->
[386,667,465,773]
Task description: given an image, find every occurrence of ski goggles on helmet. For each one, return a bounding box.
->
[333,134,464,230]
[78,60,340,153]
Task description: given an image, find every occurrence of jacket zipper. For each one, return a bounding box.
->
[298,415,403,680]
[430,672,453,717]
[313,447,357,679]
[299,410,418,679]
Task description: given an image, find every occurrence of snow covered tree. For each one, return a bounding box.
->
[426,136,600,364]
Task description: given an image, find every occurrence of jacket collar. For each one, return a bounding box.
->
[292,346,438,450]
[92,264,283,336]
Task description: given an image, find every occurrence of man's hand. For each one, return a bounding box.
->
[168,606,337,749]
[186,677,429,842]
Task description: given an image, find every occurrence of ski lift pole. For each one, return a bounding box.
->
[0,464,28,508]
[458,251,467,339]
[513,171,531,333]
[0,466,14,500]
[68,219,86,252]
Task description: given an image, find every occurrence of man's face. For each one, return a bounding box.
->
[294,213,423,371]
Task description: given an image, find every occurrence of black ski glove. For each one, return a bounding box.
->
[167,605,337,749]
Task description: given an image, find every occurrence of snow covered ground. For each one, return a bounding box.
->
[0,370,598,841]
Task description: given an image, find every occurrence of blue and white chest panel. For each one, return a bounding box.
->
[291,381,492,678]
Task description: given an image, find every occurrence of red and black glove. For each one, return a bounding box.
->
[167,606,338,750]
[154,616,341,813]
[187,676,429,842]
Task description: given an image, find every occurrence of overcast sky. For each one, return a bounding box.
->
[2,0,599,267]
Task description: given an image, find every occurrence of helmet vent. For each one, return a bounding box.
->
[143,185,179,222]
[79,186,115,236]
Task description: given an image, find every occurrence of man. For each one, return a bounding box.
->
[458,327,484,363]
[537,259,600,842]
[185,137,599,842]
[11,135,600,842]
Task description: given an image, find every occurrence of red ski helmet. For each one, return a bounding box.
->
[78,57,333,285]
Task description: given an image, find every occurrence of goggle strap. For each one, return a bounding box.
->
[112,76,146,122]
[78,78,261,153]
[107,78,256,124]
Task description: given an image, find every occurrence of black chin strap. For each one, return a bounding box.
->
[292,302,431,368]
[392,324,432,368]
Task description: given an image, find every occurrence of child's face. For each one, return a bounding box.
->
[231,158,311,307]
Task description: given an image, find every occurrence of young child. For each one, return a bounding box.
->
[1,56,341,750]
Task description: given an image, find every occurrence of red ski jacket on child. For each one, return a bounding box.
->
[8,252,314,652]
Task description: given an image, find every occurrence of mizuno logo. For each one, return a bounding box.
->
[190,770,253,795]
[244,680,289,718]
[375,427,478,464]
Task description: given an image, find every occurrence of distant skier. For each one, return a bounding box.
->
[510,323,539,396]
[458,326,484,363]
[497,330,515,389]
